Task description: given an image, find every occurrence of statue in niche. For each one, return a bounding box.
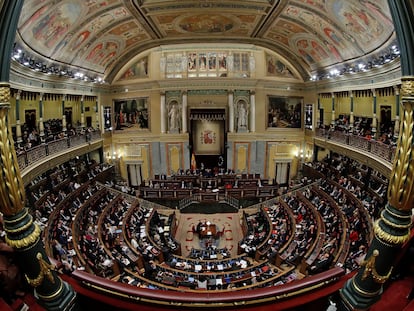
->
[237,100,248,132]
[168,102,180,132]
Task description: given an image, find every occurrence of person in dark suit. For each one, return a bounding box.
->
[308,252,334,275]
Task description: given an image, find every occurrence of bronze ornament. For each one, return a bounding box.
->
[25,253,56,288]
[360,250,393,284]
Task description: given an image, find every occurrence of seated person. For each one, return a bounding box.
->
[308,251,334,275]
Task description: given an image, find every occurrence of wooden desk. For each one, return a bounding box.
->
[199,223,217,238]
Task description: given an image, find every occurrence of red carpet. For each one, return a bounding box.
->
[371,277,414,311]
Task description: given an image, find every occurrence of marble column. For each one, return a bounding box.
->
[62,95,67,135]
[228,91,234,133]
[95,98,99,130]
[15,90,22,146]
[317,94,321,128]
[349,91,354,129]
[182,91,187,133]
[161,92,166,133]
[80,95,85,128]
[250,91,255,132]
[38,93,44,141]
[372,88,377,138]
[394,85,400,138]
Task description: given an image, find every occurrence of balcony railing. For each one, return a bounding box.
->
[315,128,396,163]
[16,131,102,171]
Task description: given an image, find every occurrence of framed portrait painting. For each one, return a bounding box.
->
[267,96,303,129]
[114,97,149,131]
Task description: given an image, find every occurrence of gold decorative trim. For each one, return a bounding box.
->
[339,292,354,310]
[25,253,56,288]
[361,250,392,284]
[384,206,412,220]
[82,274,340,307]
[401,77,414,97]
[3,208,28,223]
[374,235,397,248]
[387,96,414,212]
[5,223,41,249]
[373,219,410,245]
[36,281,63,301]
[0,84,11,103]
[0,89,26,216]
[351,278,382,297]
[380,211,411,229]
[4,215,33,233]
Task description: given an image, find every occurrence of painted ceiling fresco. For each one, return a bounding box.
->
[16,0,395,82]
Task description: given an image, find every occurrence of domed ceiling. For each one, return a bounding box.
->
[15,0,396,83]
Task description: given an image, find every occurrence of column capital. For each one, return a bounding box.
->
[393,85,400,95]
[0,83,11,103]
[401,76,414,97]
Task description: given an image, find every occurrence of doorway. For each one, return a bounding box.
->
[127,163,142,187]
[25,109,36,132]
[64,107,73,129]
[319,108,324,127]
[380,105,392,133]
[86,116,92,128]
[275,160,291,187]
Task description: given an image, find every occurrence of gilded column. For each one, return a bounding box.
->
[15,90,22,146]
[62,95,67,135]
[339,76,414,311]
[182,91,187,133]
[0,84,77,310]
[339,1,414,307]
[0,1,77,309]
[250,91,255,132]
[228,91,234,133]
[38,93,44,141]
